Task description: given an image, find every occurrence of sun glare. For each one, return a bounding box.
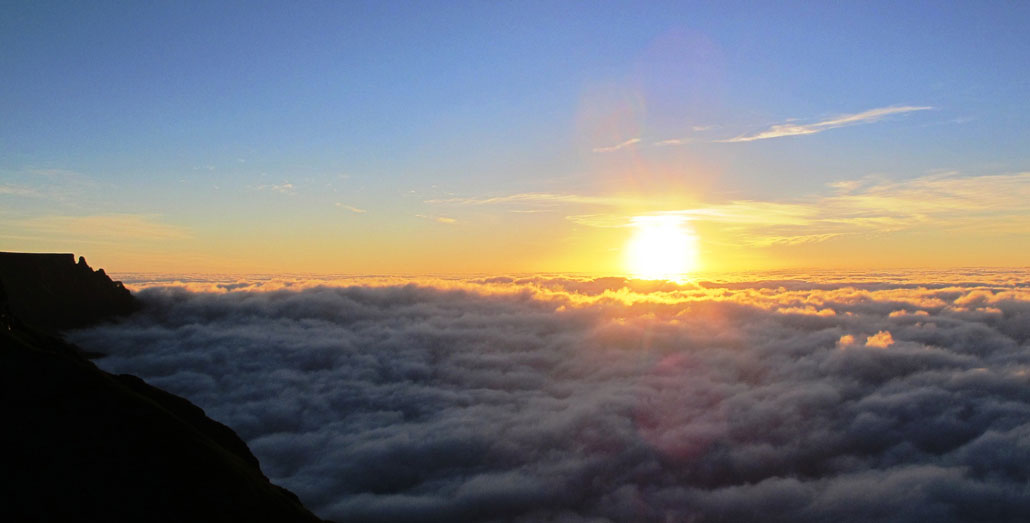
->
[625,215,700,280]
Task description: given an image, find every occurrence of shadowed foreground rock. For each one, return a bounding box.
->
[0,255,326,522]
[0,252,139,333]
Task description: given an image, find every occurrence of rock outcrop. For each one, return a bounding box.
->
[0,254,326,522]
[0,252,139,333]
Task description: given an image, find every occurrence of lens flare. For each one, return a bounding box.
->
[625,215,700,280]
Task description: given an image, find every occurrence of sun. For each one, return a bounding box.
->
[625,215,700,280]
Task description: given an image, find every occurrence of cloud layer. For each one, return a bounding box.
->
[71,273,1030,522]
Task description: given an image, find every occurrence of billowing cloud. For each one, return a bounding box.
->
[70,271,1030,522]
[864,330,895,348]
[722,106,932,142]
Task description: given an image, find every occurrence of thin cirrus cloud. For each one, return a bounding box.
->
[425,171,1029,248]
[0,168,99,202]
[426,192,639,208]
[4,213,191,243]
[416,214,457,224]
[593,106,929,150]
[652,137,693,147]
[591,137,641,153]
[567,171,1030,245]
[720,105,933,143]
[0,184,40,197]
[422,170,1030,247]
[255,182,296,194]
[652,126,713,147]
[335,203,367,214]
[69,271,1030,522]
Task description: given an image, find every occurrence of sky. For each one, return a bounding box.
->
[2,1,1028,274]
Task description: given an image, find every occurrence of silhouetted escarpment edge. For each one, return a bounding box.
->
[0,252,139,334]
[0,255,329,522]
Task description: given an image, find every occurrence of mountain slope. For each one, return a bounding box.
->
[0,254,327,522]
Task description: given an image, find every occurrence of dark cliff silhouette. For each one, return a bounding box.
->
[0,252,139,333]
[0,254,326,522]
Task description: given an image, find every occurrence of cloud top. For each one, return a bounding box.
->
[70,272,1030,522]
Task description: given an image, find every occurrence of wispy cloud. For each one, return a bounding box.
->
[721,105,933,143]
[652,126,713,147]
[568,172,1030,246]
[0,167,97,202]
[592,137,641,153]
[751,171,1030,242]
[427,192,638,207]
[255,182,295,194]
[653,138,693,147]
[4,213,191,243]
[0,184,39,197]
[335,202,366,214]
[416,214,457,224]
[566,201,816,230]
[25,168,87,180]
[426,171,1029,248]
[600,106,928,149]
[565,214,635,228]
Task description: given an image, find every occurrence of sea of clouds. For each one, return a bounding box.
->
[70,271,1030,522]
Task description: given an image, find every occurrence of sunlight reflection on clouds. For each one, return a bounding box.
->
[74,270,1030,522]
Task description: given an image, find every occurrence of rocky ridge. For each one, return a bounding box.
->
[0,253,326,522]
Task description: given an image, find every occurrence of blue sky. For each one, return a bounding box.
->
[2,1,1028,273]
